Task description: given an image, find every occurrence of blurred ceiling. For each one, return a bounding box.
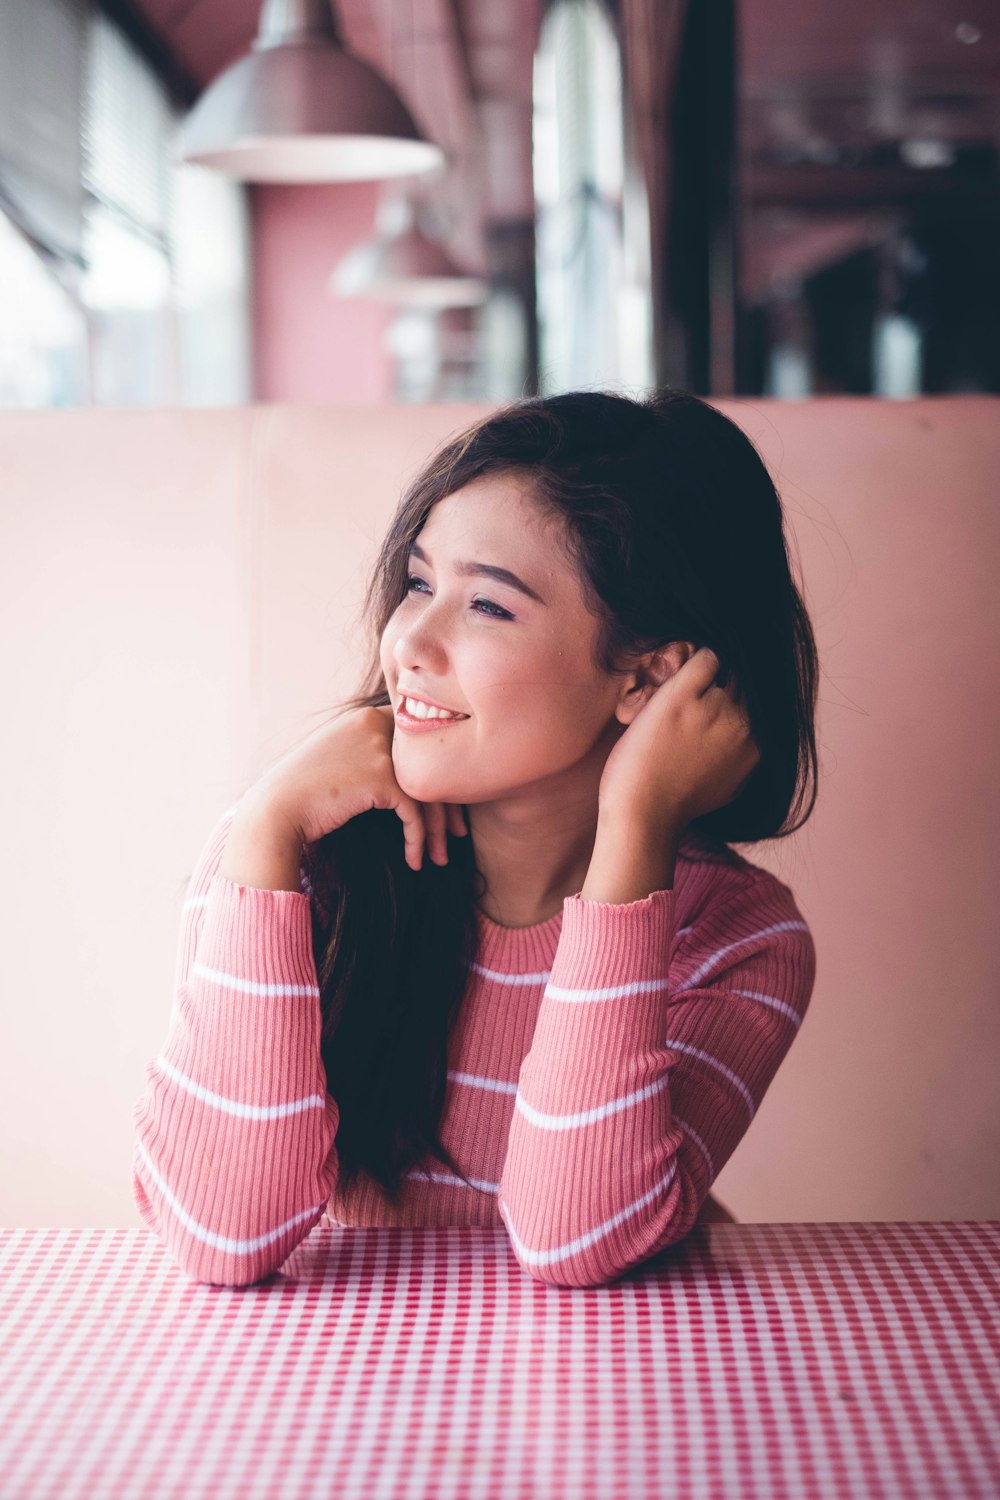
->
[741,0,1000,300]
[743,0,999,155]
[128,0,999,297]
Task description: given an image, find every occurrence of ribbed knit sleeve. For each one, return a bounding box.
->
[130,809,340,1287]
[497,874,816,1287]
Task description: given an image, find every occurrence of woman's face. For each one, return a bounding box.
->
[379,472,628,811]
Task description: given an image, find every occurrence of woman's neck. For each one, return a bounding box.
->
[468,796,601,930]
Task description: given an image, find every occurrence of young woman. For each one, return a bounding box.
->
[132,389,820,1289]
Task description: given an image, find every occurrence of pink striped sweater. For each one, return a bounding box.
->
[131,805,817,1289]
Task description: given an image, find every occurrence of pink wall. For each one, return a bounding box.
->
[250,181,395,402]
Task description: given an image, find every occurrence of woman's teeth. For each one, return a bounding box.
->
[404,697,465,720]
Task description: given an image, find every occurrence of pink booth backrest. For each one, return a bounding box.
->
[1,397,997,1227]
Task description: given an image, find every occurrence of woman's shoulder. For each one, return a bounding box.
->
[676,827,808,918]
[677,826,751,872]
[674,830,816,1014]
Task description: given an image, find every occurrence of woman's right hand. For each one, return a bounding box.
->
[243,704,469,872]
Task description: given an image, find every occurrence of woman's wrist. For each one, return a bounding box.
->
[218,796,306,894]
[581,813,682,903]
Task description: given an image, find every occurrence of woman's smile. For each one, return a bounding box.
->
[395,698,471,732]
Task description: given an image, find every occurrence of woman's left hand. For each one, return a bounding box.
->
[596,647,762,833]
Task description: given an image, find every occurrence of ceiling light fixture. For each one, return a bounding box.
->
[330,191,487,307]
[178,0,444,183]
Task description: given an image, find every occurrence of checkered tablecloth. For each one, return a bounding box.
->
[1,1220,997,1499]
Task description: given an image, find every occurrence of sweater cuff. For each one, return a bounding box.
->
[557,887,675,987]
[198,874,318,993]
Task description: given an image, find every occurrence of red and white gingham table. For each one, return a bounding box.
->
[1,1220,997,1499]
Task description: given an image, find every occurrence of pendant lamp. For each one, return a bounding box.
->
[330,191,487,308]
[179,0,444,183]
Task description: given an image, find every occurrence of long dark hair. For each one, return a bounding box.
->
[298,389,821,1207]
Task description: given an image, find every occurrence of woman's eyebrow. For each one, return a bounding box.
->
[407,541,548,605]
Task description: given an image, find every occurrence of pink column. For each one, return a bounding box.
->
[250,181,395,403]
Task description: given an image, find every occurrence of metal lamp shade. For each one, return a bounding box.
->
[179,43,445,183]
[332,226,487,307]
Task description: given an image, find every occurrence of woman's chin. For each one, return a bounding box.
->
[392,767,455,805]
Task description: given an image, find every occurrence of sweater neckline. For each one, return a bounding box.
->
[475,901,569,936]
[473,901,567,972]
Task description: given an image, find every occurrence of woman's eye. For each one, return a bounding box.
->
[404,575,513,621]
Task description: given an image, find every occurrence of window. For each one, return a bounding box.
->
[80,10,251,406]
[0,213,88,407]
[533,0,653,392]
[0,1,251,408]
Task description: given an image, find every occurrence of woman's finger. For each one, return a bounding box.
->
[446,803,469,839]
[423,801,449,864]
[393,796,426,870]
[694,646,723,691]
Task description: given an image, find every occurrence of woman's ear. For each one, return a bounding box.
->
[615,640,697,724]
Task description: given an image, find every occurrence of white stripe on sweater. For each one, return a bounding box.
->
[510,1034,755,1129]
[498,1158,679,1268]
[729,985,804,1028]
[468,962,553,985]
[447,1069,519,1096]
[544,974,669,1002]
[435,1079,715,1182]
[403,1167,499,1193]
[402,1118,712,1198]
[154,1055,327,1119]
[190,960,319,998]
[665,1039,756,1114]
[673,1114,715,1180]
[678,919,810,989]
[135,1138,325,1257]
[514,1075,669,1130]
[450,1020,762,1138]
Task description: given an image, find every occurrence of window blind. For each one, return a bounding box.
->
[0,0,88,264]
[82,9,175,251]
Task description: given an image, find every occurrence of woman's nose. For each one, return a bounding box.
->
[392,615,449,670]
